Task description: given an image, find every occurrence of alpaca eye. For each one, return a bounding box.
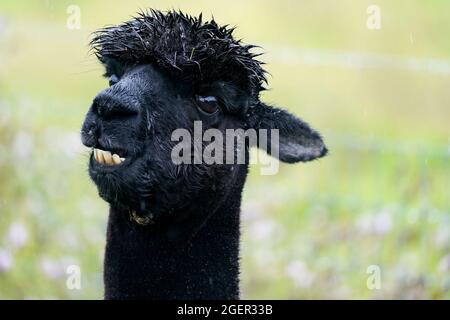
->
[195,95,220,114]
[109,74,119,86]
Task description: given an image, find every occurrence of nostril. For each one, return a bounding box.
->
[81,119,98,147]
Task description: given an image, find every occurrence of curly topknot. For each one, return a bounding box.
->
[90,9,267,96]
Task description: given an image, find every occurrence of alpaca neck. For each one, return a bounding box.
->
[103,169,246,299]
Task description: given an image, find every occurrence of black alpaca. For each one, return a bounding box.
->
[81,10,327,299]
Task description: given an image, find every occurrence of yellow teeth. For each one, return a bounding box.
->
[112,154,122,165]
[93,148,125,166]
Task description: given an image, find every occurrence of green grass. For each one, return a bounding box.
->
[0,0,449,299]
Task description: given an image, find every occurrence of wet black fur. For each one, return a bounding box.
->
[90,9,266,100]
[81,9,327,300]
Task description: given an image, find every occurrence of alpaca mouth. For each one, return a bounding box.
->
[92,148,126,166]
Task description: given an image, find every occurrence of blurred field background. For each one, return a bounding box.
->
[0,0,449,299]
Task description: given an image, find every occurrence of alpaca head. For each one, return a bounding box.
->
[80,10,327,225]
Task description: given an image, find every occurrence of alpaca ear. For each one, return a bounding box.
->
[247,103,327,163]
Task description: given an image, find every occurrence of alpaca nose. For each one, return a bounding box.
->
[81,117,99,147]
[92,91,140,119]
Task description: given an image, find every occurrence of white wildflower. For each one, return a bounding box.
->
[438,254,450,272]
[40,258,64,279]
[12,131,34,160]
[248,218,276,241]
[285,260,315,288]
[6,222,28,248]
[0,249,13,272]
